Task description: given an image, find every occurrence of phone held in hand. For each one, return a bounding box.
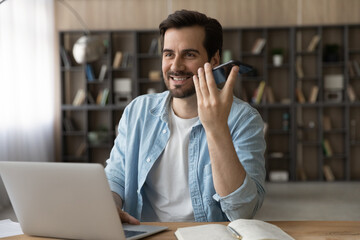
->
[213,60,253,85]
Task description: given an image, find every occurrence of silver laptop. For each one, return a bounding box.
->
[0,161,167,240]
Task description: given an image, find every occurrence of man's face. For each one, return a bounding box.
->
[162,26,210,98]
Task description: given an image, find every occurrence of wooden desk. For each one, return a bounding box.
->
[2,221,360,240]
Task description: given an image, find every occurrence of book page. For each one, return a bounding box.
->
[175,224,233,240]
[229,219,294,240]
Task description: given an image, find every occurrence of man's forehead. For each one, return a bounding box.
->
[163,26,205,50]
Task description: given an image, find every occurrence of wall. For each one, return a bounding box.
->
[55,0,360,30]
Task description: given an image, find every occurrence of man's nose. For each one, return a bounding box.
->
[170,56,185,72]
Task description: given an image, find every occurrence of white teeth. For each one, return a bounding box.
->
[173,77,187,81]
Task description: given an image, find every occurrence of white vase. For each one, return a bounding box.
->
[273,54,283,67]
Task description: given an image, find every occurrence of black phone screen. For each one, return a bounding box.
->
[213,60,253,85]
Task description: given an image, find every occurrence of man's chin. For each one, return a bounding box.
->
[169,88,196,99]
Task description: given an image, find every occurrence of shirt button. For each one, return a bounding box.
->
[146,158,151,163]
[162,129,167,134]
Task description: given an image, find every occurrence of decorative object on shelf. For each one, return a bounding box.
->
[221,49,232,63]
[282,112,290,131]
[323,44,340,62]
[57,0,104,64]
[114,78,132,104]
[147,88,157,94]
[149,70,162,81]
[269,170,289,182]
[324,74,344,102]
[271,48,284,67]
[88,130,108,145]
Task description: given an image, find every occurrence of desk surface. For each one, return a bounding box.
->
[2,221,360,240]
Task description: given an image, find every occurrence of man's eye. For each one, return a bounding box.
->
[163,52,173,58]
[185,52,196,58]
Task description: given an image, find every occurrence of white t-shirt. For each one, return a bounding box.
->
[142,106,198,221]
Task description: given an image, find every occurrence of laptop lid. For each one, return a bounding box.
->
[0,161,167,240]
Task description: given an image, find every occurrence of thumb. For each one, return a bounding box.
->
[223,65,239,94]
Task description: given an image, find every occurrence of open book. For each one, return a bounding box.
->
[175,219,294,240]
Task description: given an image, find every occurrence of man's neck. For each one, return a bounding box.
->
[171,95,198,119]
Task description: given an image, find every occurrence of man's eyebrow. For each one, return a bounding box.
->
[162,49,173,53]
[182,49,200,54]
[162,48,200,54]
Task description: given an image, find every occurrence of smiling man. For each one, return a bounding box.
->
[105,9,266,223]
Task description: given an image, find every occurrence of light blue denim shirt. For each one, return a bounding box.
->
[105,91,266,222]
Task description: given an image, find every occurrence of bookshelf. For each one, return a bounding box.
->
[59,24,360,181]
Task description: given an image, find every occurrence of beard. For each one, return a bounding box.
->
[164,71,196,98]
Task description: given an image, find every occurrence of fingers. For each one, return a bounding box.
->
[193,63,218,99]
[118,207,140,225]
[223,65,239,94]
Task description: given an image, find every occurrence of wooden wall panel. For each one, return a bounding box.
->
[56,0,169,30]
[301,0,360,25]
[55,0,360,30]
[171,0,299,27]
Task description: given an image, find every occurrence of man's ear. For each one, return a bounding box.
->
[210,50,220,67]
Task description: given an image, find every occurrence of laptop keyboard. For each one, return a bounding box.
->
[124,229,147,238]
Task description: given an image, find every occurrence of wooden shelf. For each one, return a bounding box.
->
[59,24,360,181]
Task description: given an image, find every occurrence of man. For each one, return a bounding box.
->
[105,9,266,223]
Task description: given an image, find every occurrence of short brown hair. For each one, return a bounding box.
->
[159,9,223,60]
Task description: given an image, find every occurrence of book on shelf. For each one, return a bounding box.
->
[87,91,96,104]
[323,164,335,181]
[85,64,95,82]
[251,38,266,54]
[306,34,321,52]
[60,46,71,68]
[112,51,123,68]
[252,81,266,104]
[322,139,333,157]
[175,219,294,240]
[72,89,86,106]
[347,61,355,78]
[308,85,319,103]
[295,57,304,78]
[263,86,275,103]
[96,88,109,105]
[75,141,86,157]
[148,37,159,55]
[296,88,306,103]
[322,115,332,131]
[120,52,132,68]
[353,60,360,77]
[347,84,357,102]
[63,117,76,131]
[98,64,107,82]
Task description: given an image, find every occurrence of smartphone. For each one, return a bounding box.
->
[213,60,253,85]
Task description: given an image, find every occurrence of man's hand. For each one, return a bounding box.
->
[112,192,140,225]
[116,207,140,225]
[193,62,239,132]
